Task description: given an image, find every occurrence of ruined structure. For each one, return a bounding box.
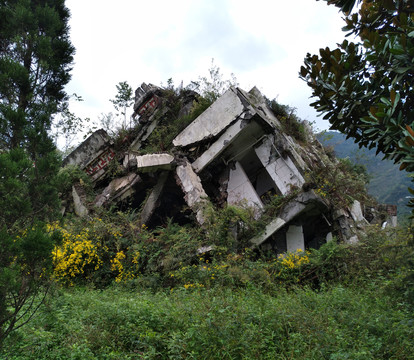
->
[62,83,396,254]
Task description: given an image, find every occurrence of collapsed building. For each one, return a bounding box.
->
[62,83,397,254]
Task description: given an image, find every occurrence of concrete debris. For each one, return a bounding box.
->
[175,160,209,225]
[64,129,114,182]
[124,153,175,173]
[61,83,398,254]
[94,173,141,207]
[72,184,88,217]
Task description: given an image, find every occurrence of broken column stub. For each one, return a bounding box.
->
[333,208,358,243]
[72,184,89,217]
[175,160,209,225]
[94,173,141,207]
[123,153,175,172]
[350,200,368,227]
[286,225,305,252]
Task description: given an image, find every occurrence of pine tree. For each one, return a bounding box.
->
[0,0,75,227]
[0,0,74,347]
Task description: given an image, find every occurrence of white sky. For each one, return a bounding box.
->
[64,0,346,137]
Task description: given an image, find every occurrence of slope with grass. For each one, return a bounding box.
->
[3,226,413,360]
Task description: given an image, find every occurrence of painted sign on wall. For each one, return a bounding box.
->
[138,95,159,116]
[85,148,115,176]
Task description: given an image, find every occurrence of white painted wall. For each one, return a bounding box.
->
[286,225,305,252]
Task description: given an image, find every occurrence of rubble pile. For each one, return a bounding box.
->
[62,83,397,254]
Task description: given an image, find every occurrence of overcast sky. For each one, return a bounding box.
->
[64,0,347,136]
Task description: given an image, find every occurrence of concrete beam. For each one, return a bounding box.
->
[192,118,250,173]
[250,218,286,246]
[123,153,175,172]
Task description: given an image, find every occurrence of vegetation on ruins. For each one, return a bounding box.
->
[1,1,413,357]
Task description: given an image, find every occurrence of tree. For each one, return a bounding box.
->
[189,59,239,103]
[300,0,414,173]
[109,81,134,129]
[0,0,74,222]
[0,0,74,347]
[0,0,75,221]
[0,225,59,348]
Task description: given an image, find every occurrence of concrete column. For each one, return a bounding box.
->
[227,161,263,213]
[286,225,305,252]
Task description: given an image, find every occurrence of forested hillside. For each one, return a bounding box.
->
[318,131,412,217]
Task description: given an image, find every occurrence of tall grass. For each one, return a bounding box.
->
[3,225,413,359]
[3,282,413,360]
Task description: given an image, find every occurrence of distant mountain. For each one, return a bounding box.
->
[317,131,412,217]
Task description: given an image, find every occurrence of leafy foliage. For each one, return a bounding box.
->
[267,99,308,143]
[188,59,238,103]
[300,0,414,176]
[3,252,414,359]
[109,81,134,129]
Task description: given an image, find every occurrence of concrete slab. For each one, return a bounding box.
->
[173,87,245,147]
[192,118,250,172]
[255,136,304,195]
[94,173,141,207]
[249,190,327,247]
[63,129,111,169]
[250,218,286,246]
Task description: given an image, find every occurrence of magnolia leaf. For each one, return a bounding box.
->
[399,161,407,171]
[406,136,414,147]
[406,125,414,138]
[390,89,396,104]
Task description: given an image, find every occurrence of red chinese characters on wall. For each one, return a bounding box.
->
[138,95,159,116]
[85,148,115,176]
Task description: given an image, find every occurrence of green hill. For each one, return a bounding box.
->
[317,131,412,216]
